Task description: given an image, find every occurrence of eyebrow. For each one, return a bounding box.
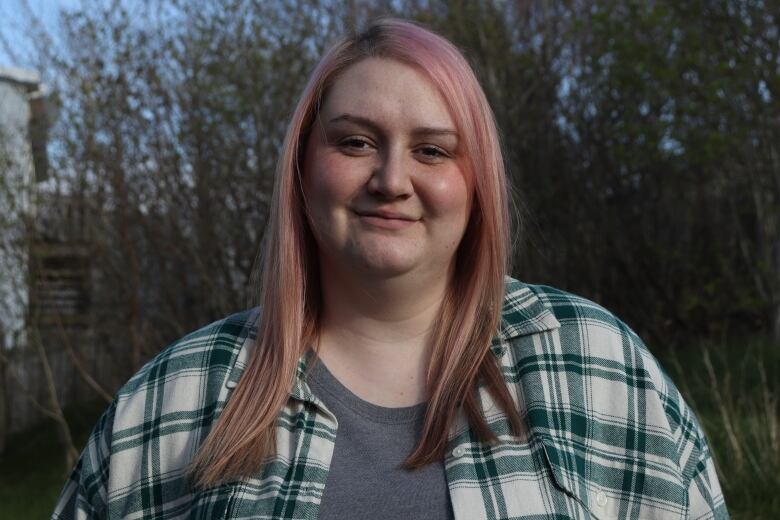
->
[328,113,459,140]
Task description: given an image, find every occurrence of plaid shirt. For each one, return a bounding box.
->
[52,278,728,519]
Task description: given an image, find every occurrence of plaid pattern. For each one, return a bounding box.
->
[52,278,728,519]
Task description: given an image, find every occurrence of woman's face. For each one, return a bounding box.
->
[301,57,470,281]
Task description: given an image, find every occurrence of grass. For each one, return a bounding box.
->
[660,337,780,519]
[0,400,105,520]
[1,340,778,519]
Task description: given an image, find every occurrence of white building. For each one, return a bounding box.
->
[0,66,48,350]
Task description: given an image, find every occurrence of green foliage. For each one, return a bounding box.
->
[0,401,104,520]
[21,0,774,353]
[661,338,780,519]
[504,0,780,344]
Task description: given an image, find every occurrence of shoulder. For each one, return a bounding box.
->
[109,308,261,446]
[502,279,718,515]
[505,280,687,444]
[118,307,260,400]
[53,308,261,518]
[108,308,260,485]
[514,281,636,336]
[501,279,647,358]
[506,280,658,376]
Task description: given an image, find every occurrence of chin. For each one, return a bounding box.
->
[350,248,419,278]
[356,258,416,278]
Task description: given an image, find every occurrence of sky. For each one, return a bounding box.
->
[0,0,78,71]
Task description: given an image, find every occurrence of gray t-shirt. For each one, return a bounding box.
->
[305,355,455,520]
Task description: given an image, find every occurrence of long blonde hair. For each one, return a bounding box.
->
[192,17,523,487]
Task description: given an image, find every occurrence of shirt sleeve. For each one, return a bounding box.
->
[661,365,729,519]
[686,444,729,519]
[624,324,729,519]
[51,401,116,520]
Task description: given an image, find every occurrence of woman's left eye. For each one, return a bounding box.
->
[416,146,448,159]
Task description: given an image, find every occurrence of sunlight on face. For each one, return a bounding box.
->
[302,57,471,281]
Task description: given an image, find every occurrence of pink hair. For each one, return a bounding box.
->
[192,17,522,486]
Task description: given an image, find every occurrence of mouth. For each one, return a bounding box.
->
[353,209,419,230]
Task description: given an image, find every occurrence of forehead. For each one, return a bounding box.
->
[319,57,455,130]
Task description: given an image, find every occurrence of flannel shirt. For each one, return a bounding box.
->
[52,277,728,519]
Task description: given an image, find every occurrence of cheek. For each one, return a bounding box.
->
[303,155,344,217]
[420,172,471,222]
[303,153,355,217]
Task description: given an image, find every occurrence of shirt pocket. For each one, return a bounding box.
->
[539,437,686,520]
[446,435,592,519]
[188,483,238,520]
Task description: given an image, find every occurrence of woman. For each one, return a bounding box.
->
[53,18,727,520]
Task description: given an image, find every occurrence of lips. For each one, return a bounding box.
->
[353,208,419,230]
[354,208,418,221]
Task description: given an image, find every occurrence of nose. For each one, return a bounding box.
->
[367,147,413,199]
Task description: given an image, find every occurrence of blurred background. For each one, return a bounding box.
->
[0,0,778,518]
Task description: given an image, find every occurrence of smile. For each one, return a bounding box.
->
[354,210,419,230]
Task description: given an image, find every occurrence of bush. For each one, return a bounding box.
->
[0,401,104,519]
[662,338,780,519]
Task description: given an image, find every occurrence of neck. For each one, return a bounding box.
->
[313,259,451,407]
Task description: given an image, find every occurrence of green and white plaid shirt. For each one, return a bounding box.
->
[52,278,728,519]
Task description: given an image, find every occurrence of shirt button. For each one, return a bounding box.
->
[595,491,608,507]
[452,445,466,457]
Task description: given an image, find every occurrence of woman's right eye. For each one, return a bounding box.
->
[339,137,371,151]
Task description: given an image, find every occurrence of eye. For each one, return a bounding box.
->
[338,137,373,151]
[415,145,450,161]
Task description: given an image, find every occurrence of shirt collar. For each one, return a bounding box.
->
[493,276,561,358]
[289,349,317,404]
